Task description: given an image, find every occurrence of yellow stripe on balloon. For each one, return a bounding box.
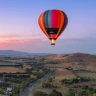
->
[38,12,50,38]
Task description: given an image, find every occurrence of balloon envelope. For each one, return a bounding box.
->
[38,9,68,45]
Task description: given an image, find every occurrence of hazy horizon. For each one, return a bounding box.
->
[0,0,96,54]
[0,49,96,55]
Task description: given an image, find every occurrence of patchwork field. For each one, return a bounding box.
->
[36,69,76,88]
[39,69,96,89]
[76,71,96,79]
[45,63,72,68]
[52,69,76,80]
[32,88,68,94]
[0,95,7,96]
[86,65,96,71]
[0,62,15,65]
[0,67,24,73]
[23,65,32,69]
[43,53,96,72]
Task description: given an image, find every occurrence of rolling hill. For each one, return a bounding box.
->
[42,53,96,71]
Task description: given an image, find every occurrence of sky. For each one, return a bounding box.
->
[0,0,96,54]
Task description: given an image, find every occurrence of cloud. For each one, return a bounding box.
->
[0,38,45,51]
[0,34,20,38]
[0,38,43,44]
[0,34,96,44]
[0,33,47,42]
[57,37,96,42]
[0,34,96,53]
[0,36,95,54]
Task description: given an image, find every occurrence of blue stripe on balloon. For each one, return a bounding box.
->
[48,10,51,28]
[44,10,49,28]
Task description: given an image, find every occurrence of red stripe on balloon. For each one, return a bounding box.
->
[51,10,59,28]
[52,34,56,38]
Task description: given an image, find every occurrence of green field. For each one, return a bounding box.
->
[0,62,17,66]
[54,75,76,82]
[28,91,34,96]
[76,71,96,79]
[71,64,85,69]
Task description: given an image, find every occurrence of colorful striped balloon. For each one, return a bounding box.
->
[38,9,68,45]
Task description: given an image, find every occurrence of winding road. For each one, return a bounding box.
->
[22,71,53,96]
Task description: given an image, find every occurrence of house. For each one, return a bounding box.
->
[72,68,78,71]
[7,87,12,92]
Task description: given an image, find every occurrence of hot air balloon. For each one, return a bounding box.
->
[38,9,68,45]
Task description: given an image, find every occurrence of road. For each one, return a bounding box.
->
[22,71,53,96]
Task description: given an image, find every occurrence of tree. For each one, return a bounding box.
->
[34,91,48,96]
[13,88,20,95]
[94,89,96,93]
[84,85,89,89]
[86,90,94,96]
[49,92,58,96]
[93,93,96,96]
[67,88,75,96]
[88,87,93,91]
[79,90,87,96]
[42,82,51,88]
[49,89,62,96]
[48,78,53,82]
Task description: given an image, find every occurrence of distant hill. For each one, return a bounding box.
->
[45,52,96,62]
[0,50,49,56]
[0,51,96,71]
[43,53,96,71]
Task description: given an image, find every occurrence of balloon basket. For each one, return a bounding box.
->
[51,43,55,45]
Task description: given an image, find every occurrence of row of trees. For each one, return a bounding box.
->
[42,82,58,88]
[61,76,95,85]
[0,82,9,87]
[34,89,62,96]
